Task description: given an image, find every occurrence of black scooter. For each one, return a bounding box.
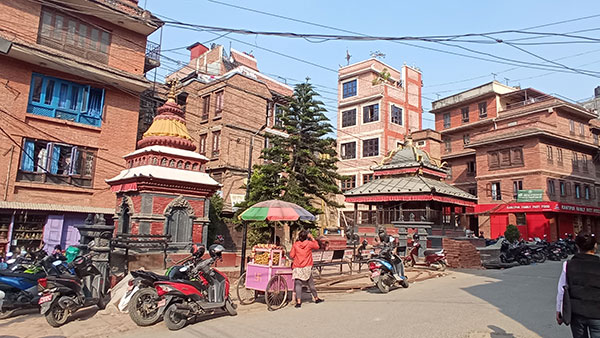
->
[499,240,530,265]
[38,248,110,327]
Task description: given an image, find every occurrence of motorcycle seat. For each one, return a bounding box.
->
[423,249,443,256]
[0,271,45,282]
[131,270,170,281]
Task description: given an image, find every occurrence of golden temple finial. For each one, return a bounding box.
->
[405,129,413,146]
[167,79,179,102]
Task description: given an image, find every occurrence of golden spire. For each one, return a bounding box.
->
[167,79,179,103]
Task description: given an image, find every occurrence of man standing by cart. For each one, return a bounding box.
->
[290,230,324,308]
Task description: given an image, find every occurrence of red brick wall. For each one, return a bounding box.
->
[442,238,482,268]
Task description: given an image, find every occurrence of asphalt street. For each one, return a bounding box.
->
[117,260,570,338]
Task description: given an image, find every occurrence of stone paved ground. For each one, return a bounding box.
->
[0,266,440,338]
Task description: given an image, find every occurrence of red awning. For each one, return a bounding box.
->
[345,194,475,207]
[110,183,138,193]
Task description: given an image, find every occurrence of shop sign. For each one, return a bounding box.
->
[505,202,554,212]
[517,189,543,202]
[559,204,600,215]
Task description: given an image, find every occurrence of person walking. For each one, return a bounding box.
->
[289,230,324,308]
[556,233,600,338]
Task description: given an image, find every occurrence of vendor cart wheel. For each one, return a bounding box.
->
[236,272,256,305]
[265,275,288,311]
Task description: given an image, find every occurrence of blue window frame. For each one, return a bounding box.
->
[27,73,105,127]
[342,80,357,98]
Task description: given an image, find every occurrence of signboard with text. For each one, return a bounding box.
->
[517,189,544,202]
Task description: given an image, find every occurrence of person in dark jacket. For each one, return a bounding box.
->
[556,233,600,338]
[289,230,324,308]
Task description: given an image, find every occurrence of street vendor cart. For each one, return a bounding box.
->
[236,244,293,311]
[236,199,317,311]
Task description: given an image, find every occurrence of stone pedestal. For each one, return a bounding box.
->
[74,214,115,282]
[393,221,433,257]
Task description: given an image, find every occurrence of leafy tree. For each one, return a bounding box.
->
[504,224,521,243]
[207,195,225,245]
[233,81,342,246]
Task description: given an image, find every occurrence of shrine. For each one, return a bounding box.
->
[106,83,220,250]
[344,135,477,248]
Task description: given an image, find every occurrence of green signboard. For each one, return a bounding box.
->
[517,189,544,202]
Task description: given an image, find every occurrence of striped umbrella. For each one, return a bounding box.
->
[239,199,316,222]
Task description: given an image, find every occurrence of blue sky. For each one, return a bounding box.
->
[142,0,600,130]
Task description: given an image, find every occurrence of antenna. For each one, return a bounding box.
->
[491,73,497,80]
[346,49,351,65]
[504,77,510,85]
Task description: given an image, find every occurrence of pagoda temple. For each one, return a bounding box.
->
[107,83,220,249]
[344,135,477,240]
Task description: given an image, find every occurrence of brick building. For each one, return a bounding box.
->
[432,81,600,240]
[336,58,423,224]
[0,0,162,256]
[164,43,293,248]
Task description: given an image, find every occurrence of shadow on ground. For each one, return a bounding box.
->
[459,262,570,338]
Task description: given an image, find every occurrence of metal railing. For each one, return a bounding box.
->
[146,41,161,62]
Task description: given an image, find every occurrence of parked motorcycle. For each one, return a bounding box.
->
[564,233,577,254]
[124,244,205,326]
[499,240,531,265]
[153,244,236,331]
[368,239,408,293]
[38,245,110,327]
[403,235,447,271]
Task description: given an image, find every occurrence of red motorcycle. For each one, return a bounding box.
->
[153,244,237,331]
[404,236,447,271]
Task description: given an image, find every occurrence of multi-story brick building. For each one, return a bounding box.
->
[336,58,423,223]
[166,43,293,248]
[0,0,162,256]
[432,81,600,240]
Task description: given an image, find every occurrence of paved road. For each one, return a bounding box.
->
[117,261,570,338]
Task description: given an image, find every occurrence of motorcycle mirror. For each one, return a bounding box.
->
[6,258,15,264]
[52,260,63,266]
[179,266,189,272]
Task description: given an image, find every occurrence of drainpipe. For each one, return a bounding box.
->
[4,145,14,201]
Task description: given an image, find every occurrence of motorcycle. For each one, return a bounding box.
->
[499,240,530,265]
[564,233,577,254]
[153,244,237,331]
[0,250,63,319]
[38,244,111,327]
[124,244,205,327]
[403,235,447,271]
[368,242,409,293]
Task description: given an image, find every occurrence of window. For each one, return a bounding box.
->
[547,179,556,196]
[579,122,585,136]
[215,91,224,115]
[515,213,527,226]
[341,109,356,128]
[443,113,451,128]
[444,138,451,153]
[468,188,477,197]
[511,148,523,165]
[489,147,524,169]
[572,152,579,170]
[342,80,357,98]
[341,175,356,192]
[27,74,104,127]
[582,155,588,171]
[38,8,110,63]
[363,104,379,123]
[18,138,96,187]
[202,95,210,120]
[211,131,220,157]
[513,180,523,200]
[363,138,379,157]
[199,134,207,155]
[391,105,403,125]
[594,134,599,145]
[461,107,469,123]
[575,184,581,199]
[363,174,375,184]
[547,145,553,162]
[585,185,591,200]
[463,134,470,145]
[491,182,501,201]
[274,104,284,128]
[557,148,563,164]
[467,161,476,176]
[340,142,356,160]
[489,152,499,167]
[478,102,487,117]
[560,181,566,196]
[569,119,575,134]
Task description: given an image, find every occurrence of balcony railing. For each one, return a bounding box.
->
[144,41,161,73]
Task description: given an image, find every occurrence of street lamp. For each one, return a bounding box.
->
[239,124,289,275]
